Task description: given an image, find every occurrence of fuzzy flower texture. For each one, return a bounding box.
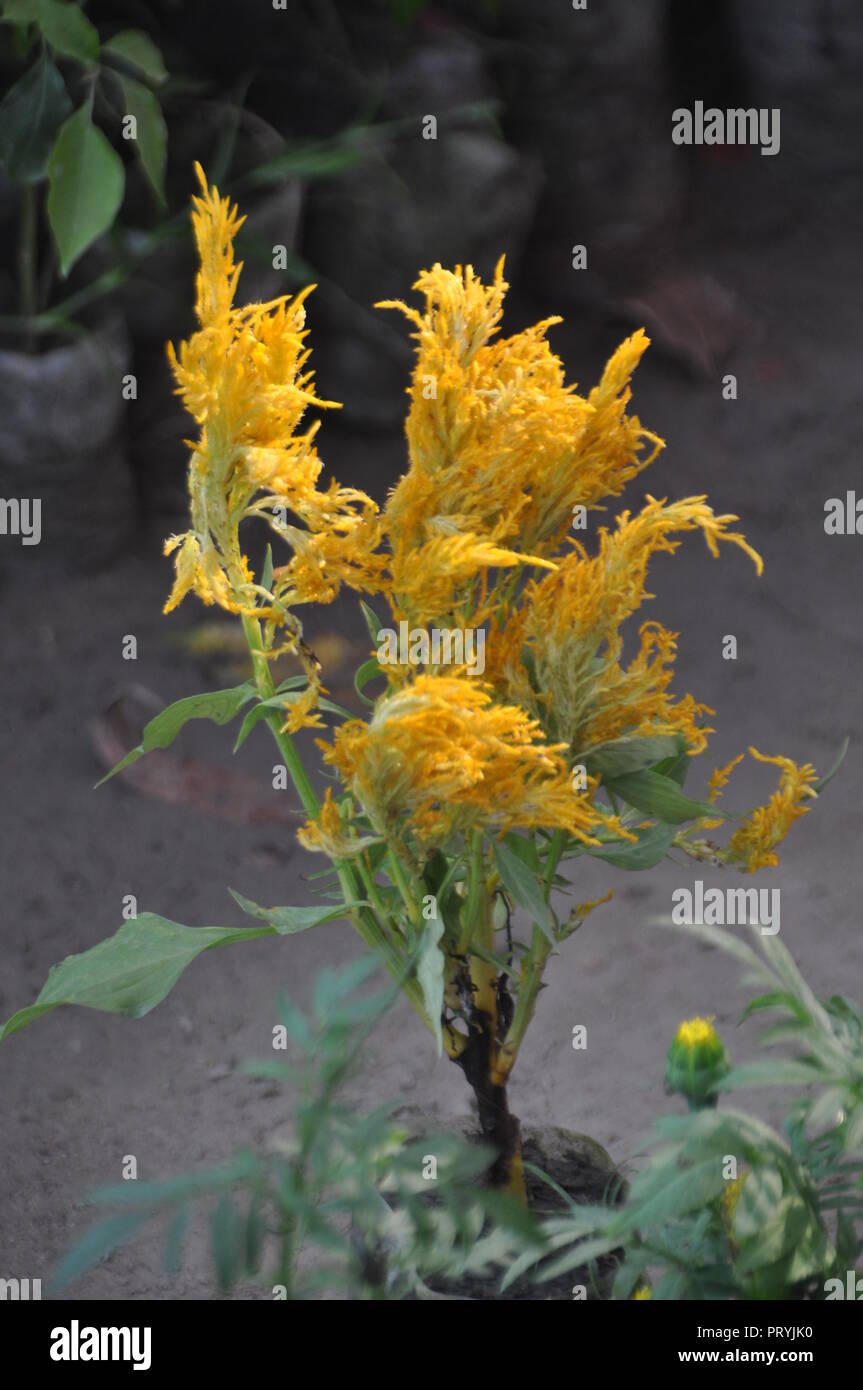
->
[165,167,817,871]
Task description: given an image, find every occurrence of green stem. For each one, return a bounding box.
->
[458,829,486,953]
[386,847,422,933]
[239,613,432,1027]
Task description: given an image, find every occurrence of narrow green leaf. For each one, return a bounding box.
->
[97,683,256,784]
[814,736,849,793]
[354,656,384,707]
[50,1210,151,1292]
[0,52,71,182]
[585,734,685,780]
[229,889,367,935]
[739,991,812,1026]
[245,1189,265,1272]
[359,600,382,647]
[0,914,277,1043]
[604,768,731,825]
[720,1059,824,1091]
[102,29,168,84]
[260,543,274,594]
[164,1205,188,1276]
[211,1194,242,1293]
[47,101,124,276]
[493,838,554,941]
[586,820,675,870]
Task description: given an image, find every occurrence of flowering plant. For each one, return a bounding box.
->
[1,168,836,1203]
[514,926,863,1300]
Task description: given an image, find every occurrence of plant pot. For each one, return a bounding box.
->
[0,315,136,574]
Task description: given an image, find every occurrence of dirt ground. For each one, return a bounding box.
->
[2,134,862,1299]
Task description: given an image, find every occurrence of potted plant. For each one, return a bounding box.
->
[0,0,170,569]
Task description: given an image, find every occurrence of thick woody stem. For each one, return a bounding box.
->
[457,1004,526,1199]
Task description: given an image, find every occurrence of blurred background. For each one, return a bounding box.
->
[2,0,862,1297]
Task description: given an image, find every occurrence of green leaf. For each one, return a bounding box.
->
[102,29,168,84]
[720,1059,824,1091]
[0,0,40,24]
[233,677,322,751]
[359,600,382,646]
[97,683,256,784]
[499,831,540,874]
[586,820,675,871]
[116,73,166,204]
[164,1205,188,1276]
[0,52,71,183]
[229,889,367,935]
[493,838,554,942]
[245,1189,265,1272]
[211,1194,242,1293]
[47,101,124,276]
[34,0,98,64]
[416,917,445,1055]
[354,656,385,707]
[50,1210,152,1292]
[814,736,849,793]
[0,914,278,1043]
[585,735,685,780]
[626,1155,728,1229]
[739,990,812,1026]
[603,768,730,825]
[260,543,274,594]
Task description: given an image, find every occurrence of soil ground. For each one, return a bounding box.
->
[2,134,862,1299]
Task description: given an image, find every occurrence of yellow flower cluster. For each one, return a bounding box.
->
[487,496,761,756]
[724,749,818,872]
[163,165,382,695]
[377,261,663,627]
[320,675,630,849]
[166,170,816,873]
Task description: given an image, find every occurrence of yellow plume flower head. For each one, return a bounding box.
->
[319,674,633,852]
[488,496,761,757]
[163,165,384,722]
[377,260,663,629]
[725,748,818,872]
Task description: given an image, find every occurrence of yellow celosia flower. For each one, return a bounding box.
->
[725,748,818,872]
[319,674,633,851]
[632,1283,652,1300]
[378,260,662,627]
[163,165,384,725]
[487,496,761,757]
